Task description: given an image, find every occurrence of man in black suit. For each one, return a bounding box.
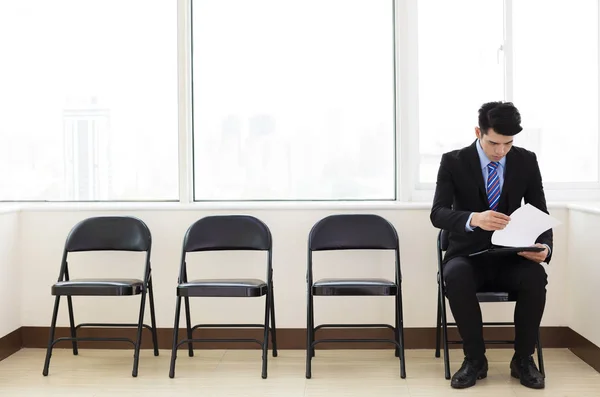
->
[430,101,552,389]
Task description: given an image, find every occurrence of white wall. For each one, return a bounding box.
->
[567,206,600,347]
[17,205,569,330]
[0,208,21,338]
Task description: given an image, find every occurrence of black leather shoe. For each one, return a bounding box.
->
[451,357,488,389]
[510,354,545,389]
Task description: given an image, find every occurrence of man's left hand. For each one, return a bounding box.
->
[518,243,549,263]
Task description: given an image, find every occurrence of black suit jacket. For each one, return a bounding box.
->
[430,140,553,264]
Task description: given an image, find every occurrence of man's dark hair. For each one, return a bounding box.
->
[478,101,523,136]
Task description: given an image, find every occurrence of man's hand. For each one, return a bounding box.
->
[518,243,549,263]
[470,210,511,231]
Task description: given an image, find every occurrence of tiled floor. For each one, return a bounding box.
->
[0,348,599,396]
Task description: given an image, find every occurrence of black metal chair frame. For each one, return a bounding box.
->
[305,214,406,379]
[435,229,545,379]
[169,215,277,379]
[42,216,158,378]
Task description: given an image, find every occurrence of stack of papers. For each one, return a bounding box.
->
[469,204,561,257]
[491,204,561,247]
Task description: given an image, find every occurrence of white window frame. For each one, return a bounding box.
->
[185,0,399,203]
[407,0,600,203]
[3,0,599,204]
[178,0,195,204]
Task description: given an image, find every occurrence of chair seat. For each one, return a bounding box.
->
[52,278,144,296]
[476,291,517,302]
[313,278,397,296]
[177,278,267,297]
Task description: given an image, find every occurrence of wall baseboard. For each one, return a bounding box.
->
[0,328,22,362]
[18,325,573,350]
[1,325,598,375]
[568,330,600,373]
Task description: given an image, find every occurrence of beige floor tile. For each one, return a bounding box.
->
[0,348,598,396]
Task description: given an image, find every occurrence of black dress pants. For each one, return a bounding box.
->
[443,254,548,360]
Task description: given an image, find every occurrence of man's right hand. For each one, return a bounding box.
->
[470,210,511,231]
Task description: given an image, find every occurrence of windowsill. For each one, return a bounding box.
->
[13,200,432,212]
[0,200,584,212]
[566,202,600,216]
[0,205,21,215]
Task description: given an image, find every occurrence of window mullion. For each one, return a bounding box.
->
[178,0,193,203]
[503,0,514,101]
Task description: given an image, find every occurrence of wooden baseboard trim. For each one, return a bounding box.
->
[568,329,600,373]
[0,328,22,362]
[3,325,598,374]
[19,325,570,350]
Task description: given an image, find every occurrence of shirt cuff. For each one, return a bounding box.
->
[542,244,551,258]
[465,213,476,232]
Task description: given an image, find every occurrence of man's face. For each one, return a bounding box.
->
[475,127,514,162]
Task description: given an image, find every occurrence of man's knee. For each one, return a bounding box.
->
[443,258,476,291]
[520,262,548,291]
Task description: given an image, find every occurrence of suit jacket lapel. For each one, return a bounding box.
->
[466,140,487,203]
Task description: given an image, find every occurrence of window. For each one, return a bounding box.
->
[513,0,598,184]
[417,0,600,189]
[417,0,505,185]
[191,0,396,201]
[2,1,598,204]
[0,0,179,201]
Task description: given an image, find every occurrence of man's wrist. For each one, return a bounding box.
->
[542,244,551,258]
[470,213,479,228]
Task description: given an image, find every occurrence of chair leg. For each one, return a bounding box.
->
[66,295,78,356]
[310,294,315,358]
[269,282,278,357]
[440,291,451,380]
[169,296,183,378]
[435,285,442,358]
[305,291,313,379]
[148,277,159,357]
[261,292,271,379]
[184,297,194,357]
[132,287,147,377]
[42,296,61,376]
[537,329,545,377]
[396,289,406,379]
[394,303,400,358]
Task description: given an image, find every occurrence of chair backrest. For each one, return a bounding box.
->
[65,216,151,252]
[309,214,398,251]
[438,229,449,252]
[183,215,272,252]
[436,229,449,276]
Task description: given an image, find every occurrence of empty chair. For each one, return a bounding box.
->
[42,216,158,377]
[305,214,406,379]
[169,215,277,379]
[435,229,545,379]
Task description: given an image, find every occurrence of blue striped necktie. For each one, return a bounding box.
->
[487,162,501,211]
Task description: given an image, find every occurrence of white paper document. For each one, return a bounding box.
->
[491,204,561,247]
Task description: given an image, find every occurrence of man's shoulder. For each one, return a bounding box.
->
[440,144,538,161]
[507,145,539,166]
[440,144,474,163]
[509,145,538,158]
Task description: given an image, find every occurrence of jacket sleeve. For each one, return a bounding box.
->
[525,152,554,263]
[430,153,472,234]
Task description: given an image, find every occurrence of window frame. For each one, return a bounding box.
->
[0,0,181,203]
[187,0,400,203]
[409,0,600,202]
[2,0,599,203]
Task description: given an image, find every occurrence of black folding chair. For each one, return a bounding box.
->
[305,214,406,379]
[42,216,158,378]
[169,215,277,379]
[435,229,545,379]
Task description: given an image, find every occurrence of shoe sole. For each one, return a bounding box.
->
[451,370,488,389]
[511,370,545,389]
